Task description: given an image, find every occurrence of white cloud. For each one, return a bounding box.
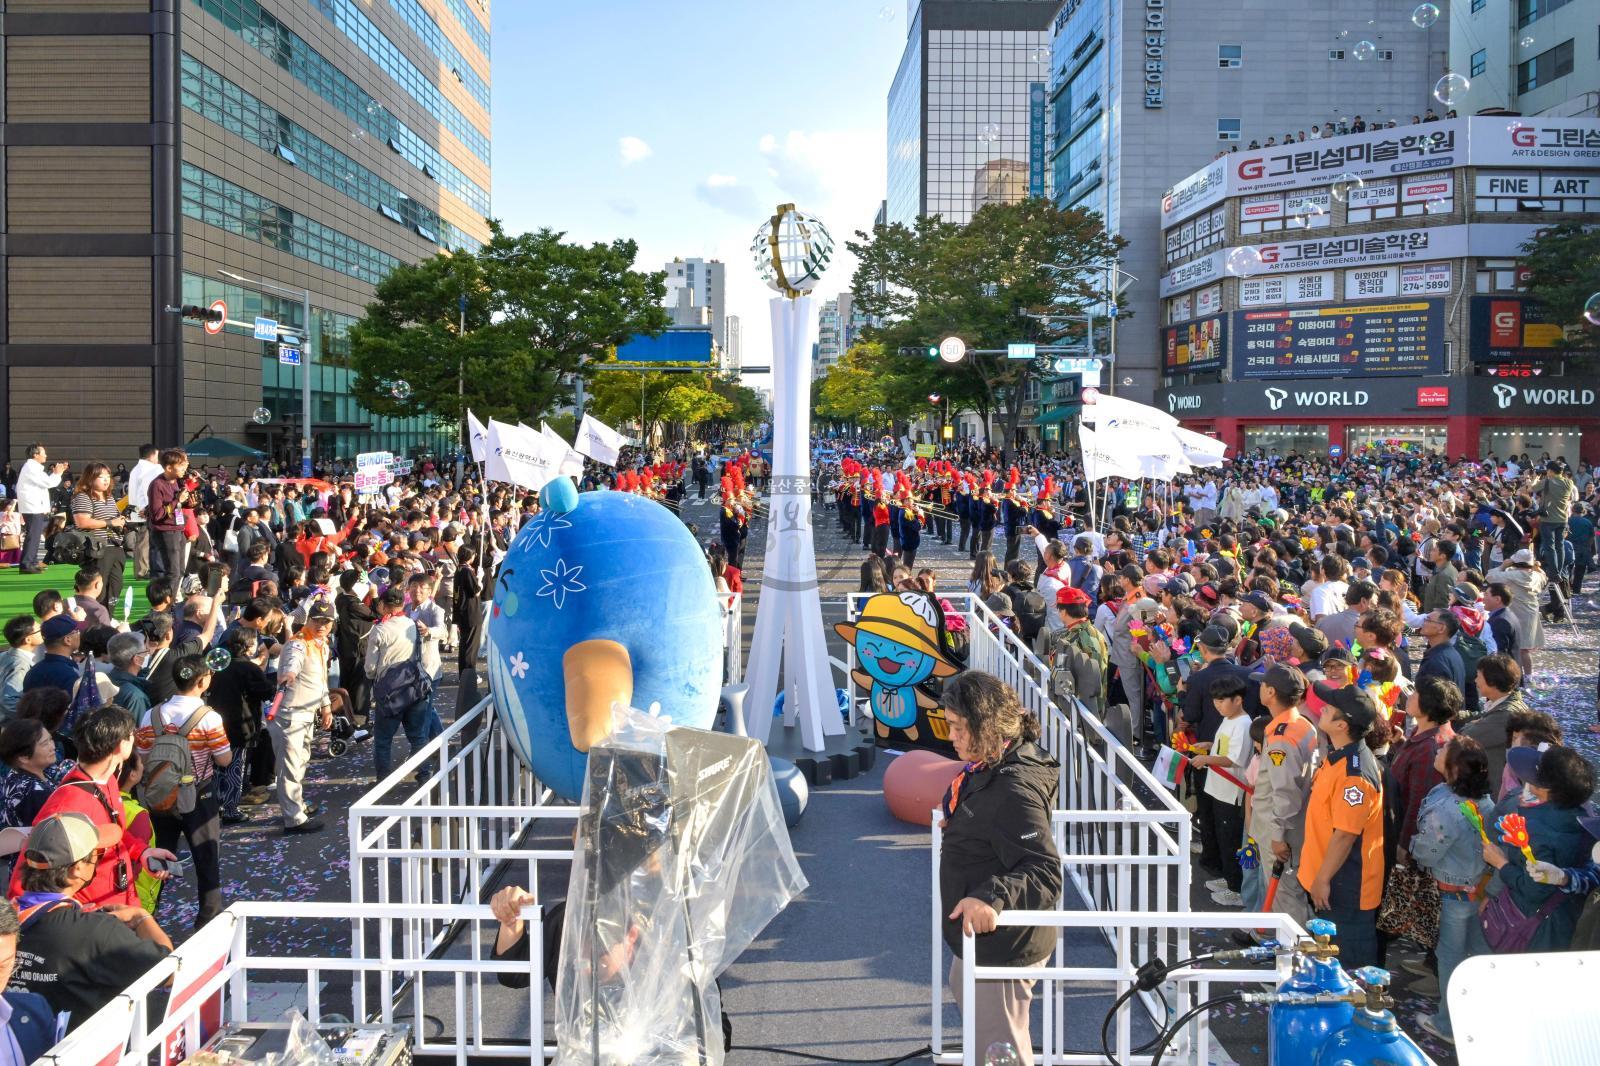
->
[618,136,652,165]
[695,174,759,216]
[758,133,778,153]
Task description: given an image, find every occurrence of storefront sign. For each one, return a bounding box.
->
[1400,262,1452,296]
[1467,116,1600,167]
[1401,173,1453,203]
[1239,271,1336,307]
[1195,284,1223,317]
[1246,225,1469,274]
[1161,158,1227,228]
[1162,375,1600,419]
[1169,292,1192,322]
[1231,299,1446,380]
[1474,170,1600,210]
[1347,179,1398,210]
[1163,314,1227,373]
[1345,267,1398,301]
[1229,120,1464,197]
[1159,249,1224,297]
[1144,0,1167,109]
[1241,193,1285,221]
[1469,296,1588,363]
[1285,190,1333,229]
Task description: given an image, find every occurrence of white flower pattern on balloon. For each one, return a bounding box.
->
[509,652,529,679]
[536,558,587,610]
[520,512,573,551]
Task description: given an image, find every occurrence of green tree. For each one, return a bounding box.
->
[348,221,670,436]
[1521,223,1600,353]
[849,198,1125,452]
[584,360,738,440]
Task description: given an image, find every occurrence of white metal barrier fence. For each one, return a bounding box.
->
[37,903,552,1066]
[347,693,576,959]
[949,911,1308,1066]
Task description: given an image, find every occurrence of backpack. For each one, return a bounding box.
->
[372,627,433,721]
[137,704,212,815]
[1456,633,1488,688]
[1008,584,1048,644]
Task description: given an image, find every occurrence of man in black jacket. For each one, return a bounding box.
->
[938,671,1061,1066]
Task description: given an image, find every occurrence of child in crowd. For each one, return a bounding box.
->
[1196,675,1253,906]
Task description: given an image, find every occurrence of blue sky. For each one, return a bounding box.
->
[488,0,909,381]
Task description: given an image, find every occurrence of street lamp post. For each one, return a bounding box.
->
[220,270,313,475]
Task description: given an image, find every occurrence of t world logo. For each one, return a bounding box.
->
[1263,386,1370,411]
[1166,392,1203,412]
[1493,383,1597,409]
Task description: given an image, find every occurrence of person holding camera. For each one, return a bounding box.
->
[15,444,67,575]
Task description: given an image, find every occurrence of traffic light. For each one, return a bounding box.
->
[895,345,941,359]
[179,304,224,326]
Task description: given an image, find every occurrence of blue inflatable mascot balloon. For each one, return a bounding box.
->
[833,592,960,751]
[487,476,723,802]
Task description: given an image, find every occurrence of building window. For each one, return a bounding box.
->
[1471,49,1487,77]
[1471,0,1485,11]
[1517,38,1574,93]
[1377,49,1394,60]
[1518,0,1573,29]
[1217,118,1241,141]
[1328,49,1345,61]
[1218,44,1242,69]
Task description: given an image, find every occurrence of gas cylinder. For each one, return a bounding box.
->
[1315,967,1432,1066]
[1268,918,1355,1066]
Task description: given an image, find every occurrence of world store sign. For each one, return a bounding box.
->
[1144,0,1167,109]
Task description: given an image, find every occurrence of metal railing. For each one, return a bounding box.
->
[948,910,1307,1066]
[347,692,575,960]
[36,903,552,1066]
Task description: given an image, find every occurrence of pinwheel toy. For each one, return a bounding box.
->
[1497,811,1537,864]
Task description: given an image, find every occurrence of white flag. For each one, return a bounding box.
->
[485,419,559,491]
[575,413,626,467]
[1172,424,1228,468]
[540,423,586,477]
[1079,392,1179,436]
[1078,424,1142,483]
[467,410,490,463]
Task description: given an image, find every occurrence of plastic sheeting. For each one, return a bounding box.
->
[554,707,808,1065]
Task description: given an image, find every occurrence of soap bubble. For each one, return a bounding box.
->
[1336,29,1349,39]
[877,4,894,20]
[1411,3,1439,28]
[1029,46,1050,64]
[978,122,1002,144]
[1289,198,1327,228]
[1424,195,1449,216]
[390,379,412,401]
[1519,35,1534,48]
[984,1043,1021,1066]
[1354,40,1377,61]
[204,647,233,672]
[350,127,367,141]
[251,407,272,425]
[1330,172,1366,203]
[1433,72,1470,106]
[1584,293,1600,327]
[1226,247,1264,279]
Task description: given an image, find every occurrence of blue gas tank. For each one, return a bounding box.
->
[1316,967,1432,1066]
[1269,919,1355,1066]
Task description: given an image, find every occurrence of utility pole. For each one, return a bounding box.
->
[221,270,313,475]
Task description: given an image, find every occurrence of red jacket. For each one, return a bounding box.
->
[295,511,361,568]
[8,767,146,908]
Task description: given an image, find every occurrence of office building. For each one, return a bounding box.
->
[1157,116,1600,465]
[886,0,1058,226]
[815,297,845,377]
[1,0,491,464]
[1048,0,1441,403]
[724,314,742,373]
[1448,0,1600,117]
[666,284,713,329]
[665,258,727,357]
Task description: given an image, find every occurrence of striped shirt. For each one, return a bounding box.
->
[70,492,120,544]
[135,696,232,782]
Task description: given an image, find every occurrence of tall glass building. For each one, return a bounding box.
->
[886,0,1059,226]
[1,0,490,465]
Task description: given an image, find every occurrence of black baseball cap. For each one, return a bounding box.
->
[1257,663,1308,704]
[1288,622,1328,660]
[1241,590,1274,613]
[1312,681,1379,735]
[1198,624,1232,652]
[305,601,336,624]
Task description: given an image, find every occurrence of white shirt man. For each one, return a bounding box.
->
[15,446,62,573]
